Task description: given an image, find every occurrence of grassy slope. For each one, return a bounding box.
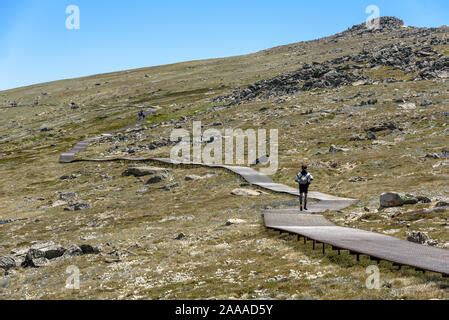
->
[0,25,448,299]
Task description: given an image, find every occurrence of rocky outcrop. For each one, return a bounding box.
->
[343,17,405,35]
[380,193,431,208]
[213,18,448,105]
[406,231,438,246]
[214,61,367,104]
[5,242,101,269]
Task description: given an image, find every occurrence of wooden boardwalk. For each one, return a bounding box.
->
[59,132,449,278]
[264,210,449,276]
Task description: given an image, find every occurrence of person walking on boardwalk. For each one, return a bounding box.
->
[137,110,146,121]
[295,164,314,211]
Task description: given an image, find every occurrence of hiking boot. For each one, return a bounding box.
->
[300,207,303,212]
[304,207,308,211]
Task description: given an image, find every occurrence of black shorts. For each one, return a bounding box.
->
[299,184,309,194]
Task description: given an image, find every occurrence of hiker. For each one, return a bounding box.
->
[137,110,146,121]
[295,164,314,211]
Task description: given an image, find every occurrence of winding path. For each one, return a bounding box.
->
[59,131,449,278]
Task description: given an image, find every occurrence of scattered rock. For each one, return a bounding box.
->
[64,245,83,257]
[358,99,378,106]
[434,201,449,208]
[175,233,186,240]
[231,188,261,197]
[425,153,441,159]
[366,131,377,141]
[416,196,431,204]
[226,219,247,226]
[79,244,100,255]
[0,256,16,271]
[64,202,91,211]
[39,124,53,132]
[22,249,49,268]
[398,102,416,110]
[349,176,367,183]
[60,174,79,180]
[350,134,365,141]
[69,102,79,109]
[401,194,419,205]
[419,99,433,107]
[368,122,400,132]
[160,183,179,191]
[329,145,349,153]
[352,80,368,87]
[185,175,203,181]
[406,231,438,246]
[0,219,13,226]
[122,166,171,177]
[185,174,216,181]
[146,175,166,185]
[52,200,68,208]
[58,192,78,202]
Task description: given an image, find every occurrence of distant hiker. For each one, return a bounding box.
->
[295,164,314,211]
[138,110,146,121]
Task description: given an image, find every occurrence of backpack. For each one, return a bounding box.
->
[296,173,309,185]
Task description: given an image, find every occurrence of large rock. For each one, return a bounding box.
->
[380,193,403,208]
[31,242,66,260]
[19,242,66,268]
[380,192,419,208]
[22,249,49,268]
[64,245,83,257]
[122,166,171,177]
[0,256,16,271]
[231,188,261,197]
[402,194,419,205]
[79,244,100,255]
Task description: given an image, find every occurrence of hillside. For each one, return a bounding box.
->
[0,17,448,299]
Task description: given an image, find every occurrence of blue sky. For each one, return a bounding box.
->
[0,0,448,91]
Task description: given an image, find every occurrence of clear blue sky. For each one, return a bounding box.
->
[1,0,448,91]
